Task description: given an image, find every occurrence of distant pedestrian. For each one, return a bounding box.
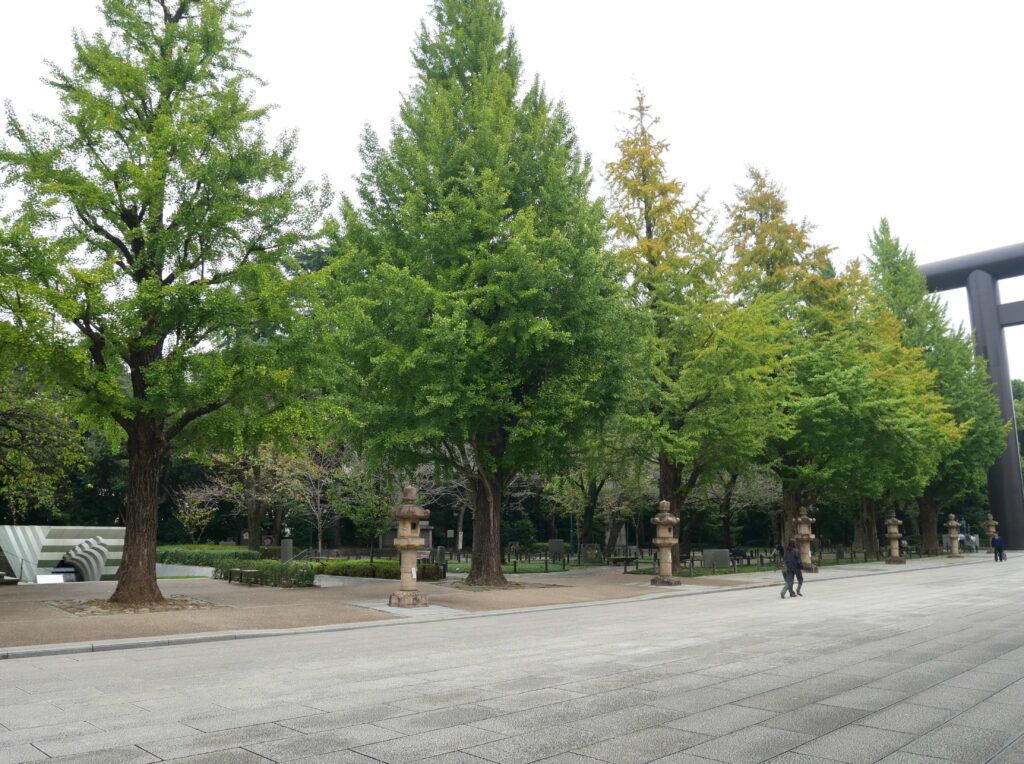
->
[780,539,802,598]
[993,533,1006,562]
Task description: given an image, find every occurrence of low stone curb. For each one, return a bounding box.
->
[0,553,1001,661]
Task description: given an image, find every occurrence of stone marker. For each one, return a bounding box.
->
[982,512,999,549]
[650,500,681,586]
[389,485,430,607]
[794,511,818,572]
[884,509,905,565]
[581,544,603,564]
[947,514,961,558]
[703,549,731,569]
[280,538,293,562]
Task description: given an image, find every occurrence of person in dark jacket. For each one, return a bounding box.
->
[781,539,802,598]
[993,533,1006,562]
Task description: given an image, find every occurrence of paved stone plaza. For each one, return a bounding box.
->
[2,558,1024,763]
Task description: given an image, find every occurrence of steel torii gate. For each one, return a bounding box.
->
[921,244,1024,547]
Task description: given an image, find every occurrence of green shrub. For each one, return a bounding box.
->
[211,558,314,587]
[258,545,281,560]
[310,559,445,581]
[157,546,259,566]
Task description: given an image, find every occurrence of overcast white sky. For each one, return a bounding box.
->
[3,1,1023,377]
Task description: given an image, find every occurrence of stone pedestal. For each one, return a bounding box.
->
[884,509,905,565]
[389,486,431,608]
[947,514,961,558]
[794,511,818,573]
[982,513,999,550]
[650,500,681,586]
[280,538,293,562]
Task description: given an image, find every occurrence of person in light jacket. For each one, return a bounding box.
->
[780,539,802,598]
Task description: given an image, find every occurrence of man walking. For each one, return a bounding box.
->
[993,533,1006,562]
[780,539,802,598]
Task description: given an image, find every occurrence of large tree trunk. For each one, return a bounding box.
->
[466,473,507,586]
[864,499,880,558]
[579,476,604,551]
[781,484,801,544]
[110,418,166,605]
[719,473,739,549]
[676,466,702,560]
[456,504,466,553]
[918,490,941,555]
[245,463,264,551]
[604,515,625,558]
[659,453,682,571]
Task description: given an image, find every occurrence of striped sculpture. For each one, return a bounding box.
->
[0,526,125,582]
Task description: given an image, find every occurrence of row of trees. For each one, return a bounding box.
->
[0,0,1010,603]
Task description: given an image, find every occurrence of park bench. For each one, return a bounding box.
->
[609,546,640,572]
[228,567,263,585]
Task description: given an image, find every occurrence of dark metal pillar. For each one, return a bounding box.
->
[965,269,1024,547]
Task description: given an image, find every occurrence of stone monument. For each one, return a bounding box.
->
[946,514,961,558]
[389,485,430,607]
[981,512,999,549]
[884,509,905,565]
[650,500,681,586]
[794,511,818,572]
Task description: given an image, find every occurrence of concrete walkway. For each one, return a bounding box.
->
[2,554,1023,763]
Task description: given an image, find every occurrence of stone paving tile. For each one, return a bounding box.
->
[0,721,98,747]
[478,689,586,713]
[245,723,401,760]
[138,722,297,760]
[695,660,780,679]
[714,673,802,695]
[900,722,1018,763]
[794,724,915,764]
[32,722,202,758]
[902,683,991,711]
[44,746,160,764]
[276,703,411,733]
[489,675,575,694]
[993,737,1024,764]
[943,670,1017,692]
[510,755,604,764]
[388,687,504,712]
[869,663,966,693]
[760,754,838,764]
[181,703,322,732]
[555,675,640,695]
[683,724,812,764]
[285,751,384,764]
[353,723,505,763]
[954,700,1024,731]
[463,724,610,764]
[165,750,270,763]
[412,754,495,764]
[640,674,724,695]
[734,689,828,714]
[378,704,499,734]
[572,726,709,764]
[571,704,684,735]
[647,686,749,714]
[856,702,956,734]
[0,701,149,730]
[834,660,909,680]
[990,680,1024,706]
[760,703,867,736]
[0,744,48,764]
[874,753,953,764]
[818,686,910,711]
[665,704,776,736]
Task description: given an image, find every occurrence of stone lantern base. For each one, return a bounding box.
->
[886,556,906,565]
[389,590,429,608]
[650,575,682,586]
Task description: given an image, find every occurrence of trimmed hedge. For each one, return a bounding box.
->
[156,546,259,566]
[211,558,315,587]
[311,559,445,581]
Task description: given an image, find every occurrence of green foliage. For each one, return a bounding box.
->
[331,458,394,558]
[335,0,630,582]
[311,558,445,581]
[156,545,259,566]
[866,219,1005,509]
[0,0,328,601]
[211,558,314,587]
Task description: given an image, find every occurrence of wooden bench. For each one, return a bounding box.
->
[228,568,263,585]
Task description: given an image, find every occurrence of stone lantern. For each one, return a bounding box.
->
[389,485,430,607]
[946,514,960,558]
[884,509,905,565]
[650,500,681,586]
[981,513,999,549]
[793,510,818,573]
